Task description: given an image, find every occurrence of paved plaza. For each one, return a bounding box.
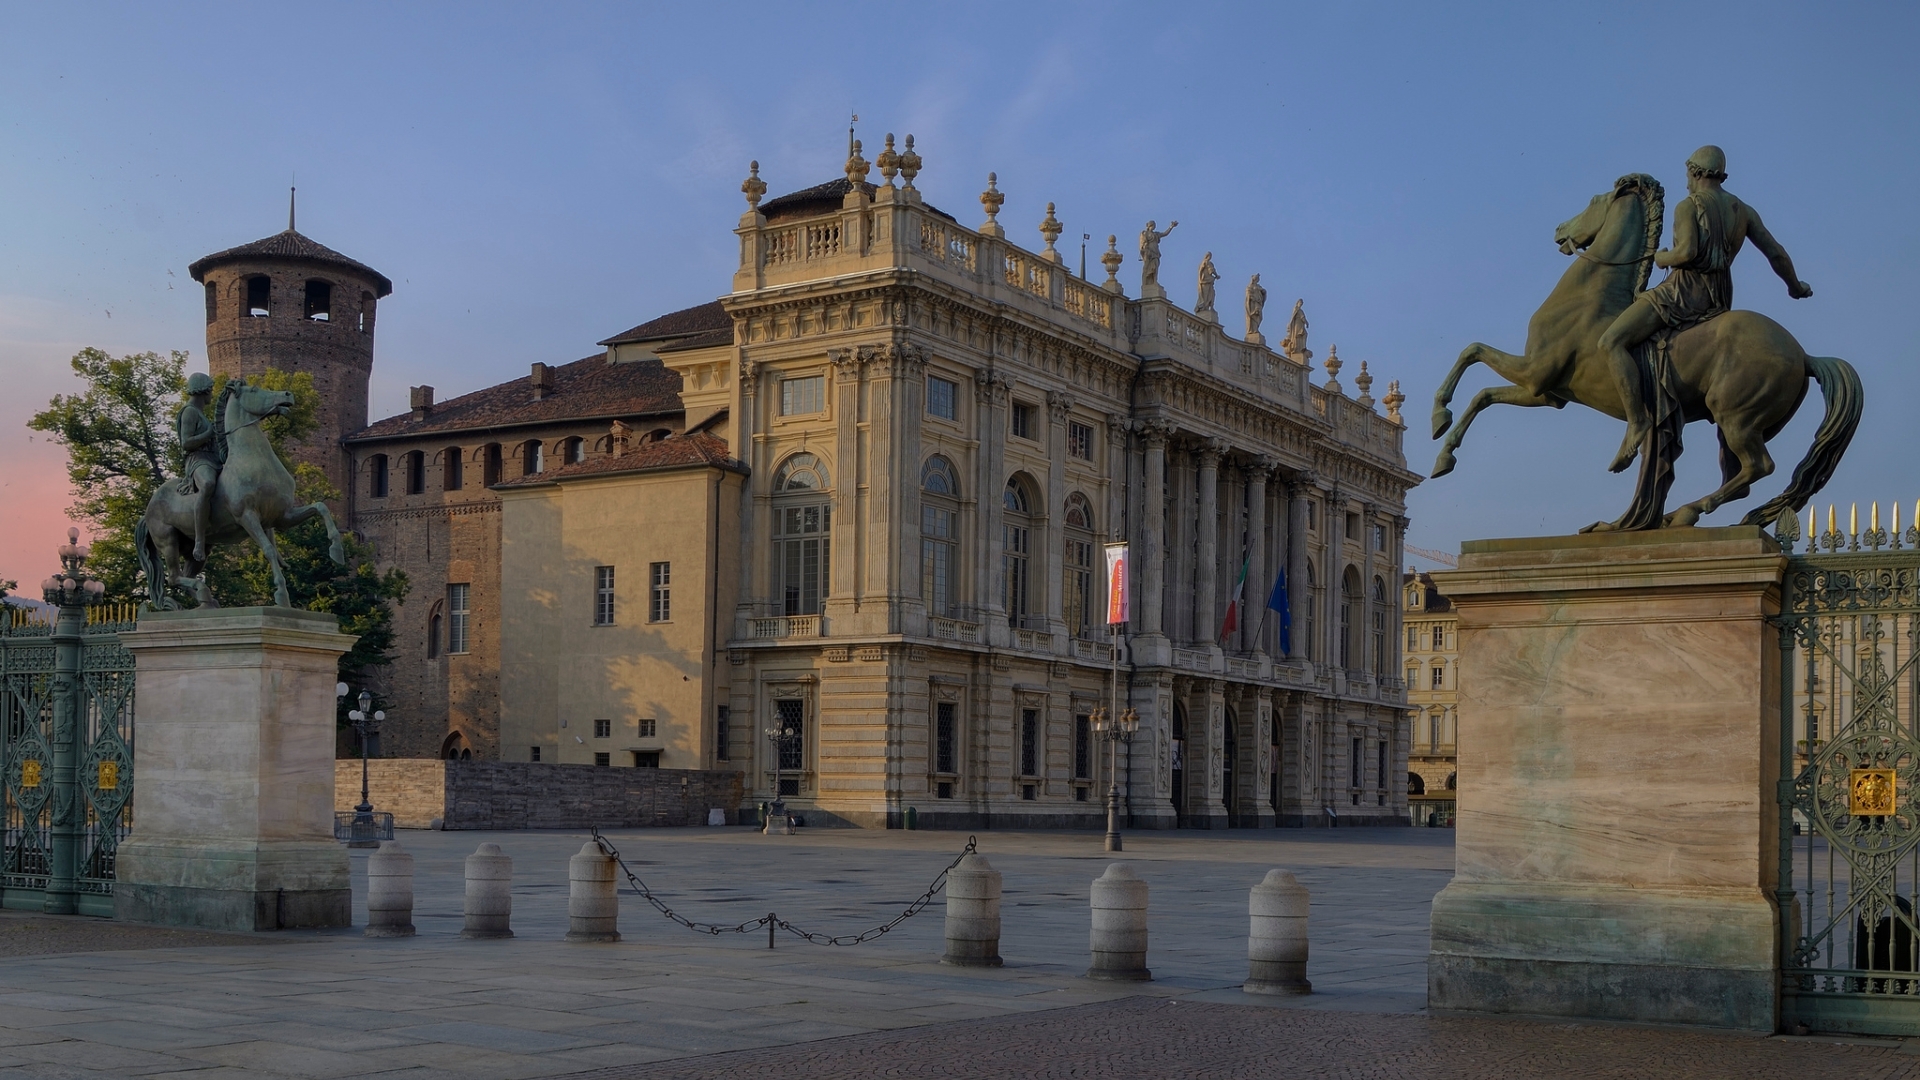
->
[0,826,1911,1078]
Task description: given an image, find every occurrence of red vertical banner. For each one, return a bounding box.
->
[1103,542,1129,626]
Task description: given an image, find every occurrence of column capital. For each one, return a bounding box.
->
[1139,418,1174,448]
[1105,413,1132,440]
[1045,390,1075,423]
[1245,455,1278,480]
[829,347,863,380]
[1195,437,1228,468]
[974,367,1011,405]
[739,358,761,397]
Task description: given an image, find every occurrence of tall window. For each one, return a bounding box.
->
[428,603,442,659]
[522,439,543,476]
[1003,479,1034,628]
[716,705,731,761]
[649,562,671,622]
[1407,624,1419,651]
[405,450,425,495]
[1339,567,1359,669]
[204,281,218,323]
[921,457,958,617]
[442,447,463,491]
[1378,740,1388,793]
[935,701,957,775]
[1371,577,1387,676]
[594,566,615,625]
[1431,664,1445,689]
[245,275,270,317]
[1350,736,1363,789]
[369,454,389,498]
[482,444,502,487]
[1020,708,1039,776]
[1432,625,1445,650]
[304,280,332,321]
[927,376,957,420]
[775,698,805,795]
[1074,714,1091,779]
[1064,494,1096,638]
[1010,402,1035,440]
[447,583,471,654]
[1067,421,1093,460]
[780,374,824,416]
[773,454,831,616]
[563,436,585,465]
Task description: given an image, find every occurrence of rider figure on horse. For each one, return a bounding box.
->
[175,371,220,561]
[1597,145,1815,474]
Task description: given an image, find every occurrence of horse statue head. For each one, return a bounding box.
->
[1553,173,1665,294]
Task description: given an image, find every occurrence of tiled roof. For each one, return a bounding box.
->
[598,301,730,347]
[348,354,682,442]
[656,327,733,353]
[188,229,394,296]
[760,177,955,225]
[494,432,744,487]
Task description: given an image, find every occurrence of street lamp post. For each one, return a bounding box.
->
[339,683,385,848]
[1092,706,1139,852]
[41,528,106,915]
[763,722,797,835]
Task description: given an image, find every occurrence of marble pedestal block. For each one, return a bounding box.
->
[1427,528,1784,1031]
[115,608,354,931]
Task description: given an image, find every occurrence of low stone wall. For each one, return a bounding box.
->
[334,760,744,830]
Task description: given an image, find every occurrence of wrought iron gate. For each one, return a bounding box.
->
[1,604,136,916]
[1777,512,1920,1035]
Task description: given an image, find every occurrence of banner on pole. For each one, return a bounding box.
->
[1103,542,1129,625]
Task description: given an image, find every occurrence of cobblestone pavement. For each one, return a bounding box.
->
[0,910,263,958]
[558,997,1920,1080]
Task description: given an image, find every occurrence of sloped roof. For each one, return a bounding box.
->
[759,177,955,225]
[188,229,394,296]
[494,432,745,487]
[1402,571,1454,612]
[348,354,682,443]
[598,300,731,347]
[656,327,734,353]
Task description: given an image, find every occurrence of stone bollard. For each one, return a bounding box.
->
[941,853,1002,967]
[1086,863,1151,981]
[1245,869,1311,994]
[461,842,514,939]
[364,840,416,938]
[565,841,621,943]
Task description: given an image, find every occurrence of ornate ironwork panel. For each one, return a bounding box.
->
[1778,538,1920,1035]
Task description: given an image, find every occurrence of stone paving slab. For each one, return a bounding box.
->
[553,996,1920,1080]
[0,912,265,959]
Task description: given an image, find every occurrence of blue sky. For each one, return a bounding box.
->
[2,2,1915,581]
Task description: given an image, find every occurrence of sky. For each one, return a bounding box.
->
[2,2,1916,584]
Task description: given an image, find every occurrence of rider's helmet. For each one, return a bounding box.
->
[1686,145,1728,182]
[186,372,214,395]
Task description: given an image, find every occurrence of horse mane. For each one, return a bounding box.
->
[1616,173,1665,294]
[211,378,241,465]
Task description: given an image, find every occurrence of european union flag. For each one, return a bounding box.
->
[1266,569,1291,655]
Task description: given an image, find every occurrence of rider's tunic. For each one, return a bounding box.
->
[1643,191,1739,329]
[177,403,218,489]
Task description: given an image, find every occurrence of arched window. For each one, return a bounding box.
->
[521,439,543,477]
[304,280,332,321]
[646,428,672,444]
[1002,476,1036,628]
[1064,493,1096,638]
[1339,567,1360,669]
[427,600,444,660]
[245,275,270,317]
[562,436,585,465]
[920,456,958,618]
[1408,771,1426,796]
[1371,576,1387,675]
[773,453,831,616]
[441,447,463,491]
[368,453,389,499]
[404,450,425,495]
[482,444,502,487]
[441,732,469,760]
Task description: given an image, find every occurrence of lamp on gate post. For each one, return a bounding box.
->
[40,528,106,915]
[340,684,385,848]
[1091,706,1139,852]
[763,721,799,835]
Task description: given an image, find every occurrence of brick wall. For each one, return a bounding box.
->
[335,759,743,830]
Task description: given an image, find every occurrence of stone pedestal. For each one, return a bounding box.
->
[1427,528,1784,1031]
[115,608,353,931]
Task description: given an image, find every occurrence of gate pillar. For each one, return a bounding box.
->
[115,608,353,931]
[1427,526,1784,1030]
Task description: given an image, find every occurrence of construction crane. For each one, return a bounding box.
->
[1404,544,1458,569]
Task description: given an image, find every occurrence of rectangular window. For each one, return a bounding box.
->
[927,376,957,420]
[1407,625,1419,651]
[638,718,656,737]
[406,451,425,495]
[775,698,805,795]
[594,752,611,767]
[921,506,955,617]
[443,449,463,492]
[1306,502,1317,531]
[447,583,471,654]
[1378,739,1389,793]
[1372,523,1388,551]
[1003,521,1030,626]
[1064,537,1093,638]
[594,566,616,626]
[529,746,541,762]
[369,454,389,498]
[1350,737,1363,789]
[633,751,660,768]
[776,506,830,616]
[1020,708,1038,777]
[1074,714,1091,780]
[1067,421,1093,460]
[937,780,953,800]
[1431,665,1444,690]
[935,702,956,774]
[1432,625,1445,650]
[593,718,611,738]
[1010,402,1034,440]
[780,374,824,416]
[1372,609,1386,677]
[716,705,730,761]
[1345,512,1359,542]
[649,562,671,622]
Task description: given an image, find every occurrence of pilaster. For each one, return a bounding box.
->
[1194,439,1224,649]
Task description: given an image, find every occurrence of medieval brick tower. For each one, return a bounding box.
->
[188,195,393,499]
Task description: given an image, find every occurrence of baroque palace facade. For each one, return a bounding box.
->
[189,135,1421,827]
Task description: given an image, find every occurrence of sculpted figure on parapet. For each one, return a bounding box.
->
[1281,299,1311,363]
[1245,274,1267,341]
[1195,252,1219,316]
[1139,220,1177,292]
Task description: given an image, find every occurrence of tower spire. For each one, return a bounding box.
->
[288,186,296,232]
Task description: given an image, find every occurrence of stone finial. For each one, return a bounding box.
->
[877,134,901,187]
[845,139,870,188]
[1355,360,1374,408]
[1101,235,1125,294]
[1382,380,1405,424]
[1039,203,1064,264]
[741,161,767,210]
[979,173,1005,237]
[1324,344,1343,395]
[899,135,922,190]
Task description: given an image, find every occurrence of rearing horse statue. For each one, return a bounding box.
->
[1429,173,1861,531]
[136,377,346,608]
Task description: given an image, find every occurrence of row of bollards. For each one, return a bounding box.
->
[363,841,1310,994]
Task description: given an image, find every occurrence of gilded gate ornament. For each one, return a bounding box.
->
[1851,768,1896,816]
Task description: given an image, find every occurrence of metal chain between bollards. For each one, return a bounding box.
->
[589,827,977,947]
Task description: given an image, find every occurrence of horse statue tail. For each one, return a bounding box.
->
[1740,356,1864,527]
[134,517,164,609]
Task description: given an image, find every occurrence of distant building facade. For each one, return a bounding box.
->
[1403,571,1457,825]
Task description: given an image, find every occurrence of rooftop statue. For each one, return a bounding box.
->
[1139,220,1177,293]
[1245,273,1267,343]
[1429,148,1860,531]
[137,375,347,608]
[1195,252,1219,316]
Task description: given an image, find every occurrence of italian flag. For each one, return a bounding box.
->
[1219,557,1249,641]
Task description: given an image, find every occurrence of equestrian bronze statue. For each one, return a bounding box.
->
[1429,147,1860,531]
[136,375,347,608]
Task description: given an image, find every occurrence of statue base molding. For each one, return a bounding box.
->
[1427,527,1784,1031]
[116,608,354,931]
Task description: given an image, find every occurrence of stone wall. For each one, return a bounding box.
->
[335,759,744,830]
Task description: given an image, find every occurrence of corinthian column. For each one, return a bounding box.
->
[1193,439,1224,646]
[1244,457,1273,654]
[1138,420,1172,640]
